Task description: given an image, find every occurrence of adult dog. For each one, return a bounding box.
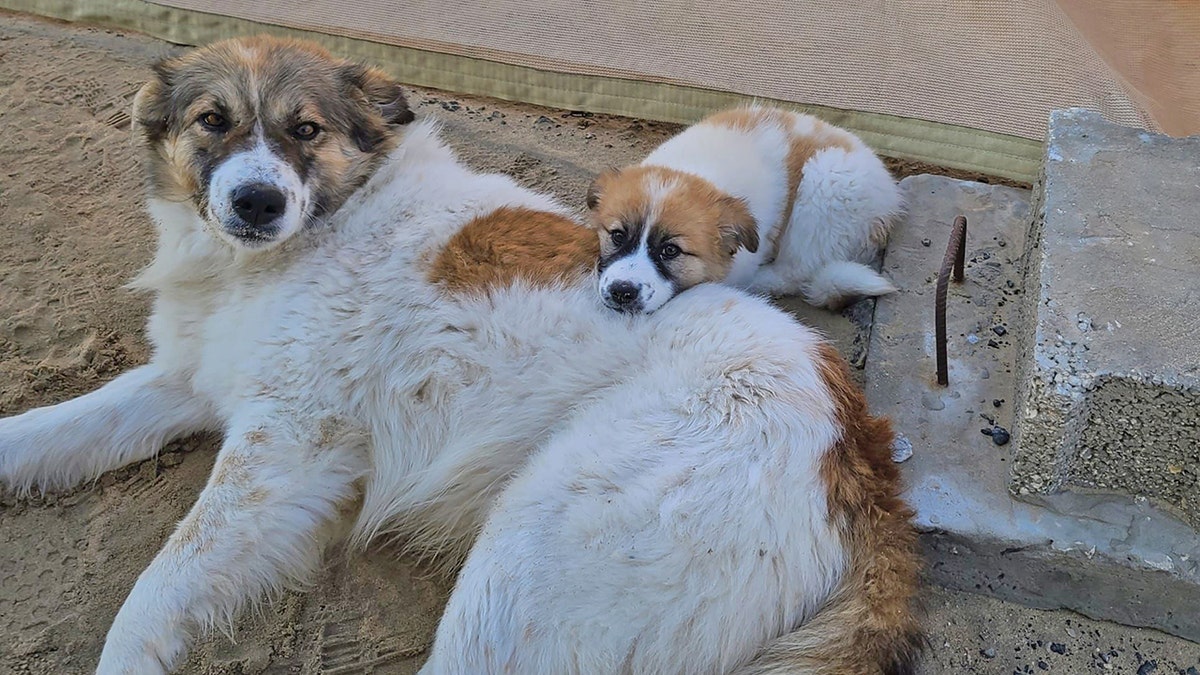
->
[0,36,921,674]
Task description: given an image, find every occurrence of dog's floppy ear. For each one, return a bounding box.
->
[341,63,415,127]
[132,56,182,144]
[717,196,758,254]
[586,168,620,211]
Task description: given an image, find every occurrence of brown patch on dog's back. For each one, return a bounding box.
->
[705,106,793,132]
[430,207,599,294]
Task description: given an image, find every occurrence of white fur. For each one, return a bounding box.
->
[0,119,849,674]
[642,106,903,308]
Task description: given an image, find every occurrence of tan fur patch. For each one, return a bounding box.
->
[429,207,599,294]
[792,343,925,672]
[589,166,756,292]
[704,106,793,132]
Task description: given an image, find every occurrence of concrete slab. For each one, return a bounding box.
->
[1011,109,1200,524]
[868,174,1200,642]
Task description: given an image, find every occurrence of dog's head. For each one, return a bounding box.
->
[132,36,414,250]
[586,166,757,313]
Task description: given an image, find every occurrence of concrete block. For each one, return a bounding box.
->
[869,174,1200,641]
[1011,109,1200,524]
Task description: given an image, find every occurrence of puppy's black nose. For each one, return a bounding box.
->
[608,281,640,306]
[231,184,286,226]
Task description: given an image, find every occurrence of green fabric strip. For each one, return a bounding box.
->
[1,0,1041,181]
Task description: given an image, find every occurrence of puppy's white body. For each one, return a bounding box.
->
[1,122,857,673]
[645,108,902,308]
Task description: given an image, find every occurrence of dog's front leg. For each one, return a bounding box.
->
[0,364,217,495]
[95,408,368,675]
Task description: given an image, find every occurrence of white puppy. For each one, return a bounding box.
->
[0,38,922,675]
[587,106,903,313]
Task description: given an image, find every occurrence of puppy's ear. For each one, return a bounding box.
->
[717,196,758,254]
[586,168,619,211]
[341,63,415,126]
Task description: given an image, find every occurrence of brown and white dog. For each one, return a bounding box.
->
[587,106,903,313]
[0,37,922,675]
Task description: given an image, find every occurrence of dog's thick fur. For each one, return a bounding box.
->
[587,106,903,313]
[0,37,921,675]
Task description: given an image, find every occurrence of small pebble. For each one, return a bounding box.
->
[981,427,994,437]
[1038,660,1049,671]
[967,334,980,345]
[988,339,1000,348]
[1050,643,1066,655]
[891,436,913,463]
[992,325,1008,336]
[991,426,1011,446]
[993,399,1003,408]
[1184,666,1199,675]
[980,647,996,659]
[921,238,932,247]
[1137,660,1158,675]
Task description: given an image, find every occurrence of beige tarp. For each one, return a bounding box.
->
[4,0,1198,182]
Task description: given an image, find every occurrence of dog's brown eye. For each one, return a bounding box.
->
[292,122,321,141]
[610,230,626,246]
[660,243,681,259]
[199,112,228,131]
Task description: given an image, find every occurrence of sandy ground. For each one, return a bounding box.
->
[0,13,1197,675]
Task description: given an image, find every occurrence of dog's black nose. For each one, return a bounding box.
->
[608,281,640,306]
[231,184,286,226]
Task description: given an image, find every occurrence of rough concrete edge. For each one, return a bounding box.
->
[922,529,1200,642]
[1011,108,1105,497]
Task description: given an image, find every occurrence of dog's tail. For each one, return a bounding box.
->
[734,346,923,675]
[731,506,924,675]
[731,561,924,675]
[802,261,897,310]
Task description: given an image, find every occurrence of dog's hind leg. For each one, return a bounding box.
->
[96,405,367,675]
[0,365,217,495]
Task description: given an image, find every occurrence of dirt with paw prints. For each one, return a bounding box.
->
[1,11,1195,675]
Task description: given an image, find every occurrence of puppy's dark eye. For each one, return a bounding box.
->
[610,230,627,246]
[660,243,681,260]
[292,122,321,141]
[199,112,229,132]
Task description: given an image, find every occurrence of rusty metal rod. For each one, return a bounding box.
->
[936,215,968,386]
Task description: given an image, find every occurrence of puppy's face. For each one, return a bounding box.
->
[586,166,757,313]
[132,36,414,250]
